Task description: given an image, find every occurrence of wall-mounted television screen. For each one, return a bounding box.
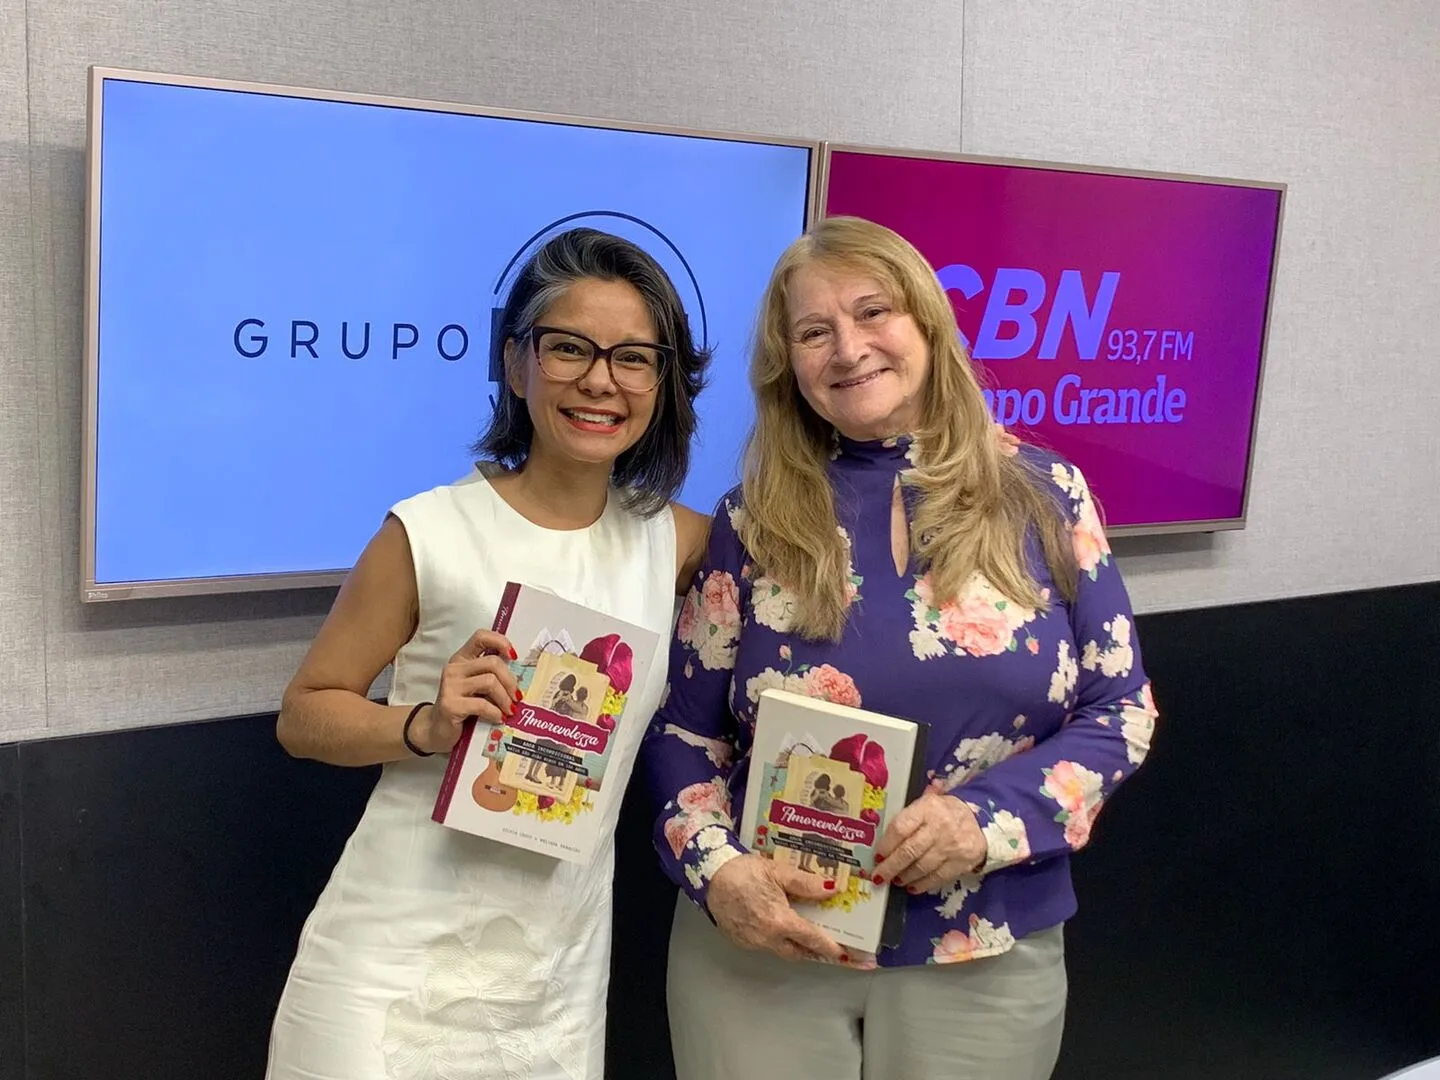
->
[820,145,1285,535]
[82,67,817,600]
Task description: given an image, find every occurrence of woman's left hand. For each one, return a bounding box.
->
[873,792,987,894]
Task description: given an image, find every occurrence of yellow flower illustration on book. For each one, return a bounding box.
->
[513,784,593,824]
[600,686,626,719]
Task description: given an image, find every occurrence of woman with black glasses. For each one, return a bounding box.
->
[266,228,711,1080]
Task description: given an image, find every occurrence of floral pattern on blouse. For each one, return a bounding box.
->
[640,435,1159,968]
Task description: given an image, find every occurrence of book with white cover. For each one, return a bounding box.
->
[432,581,661,864]
[739,688,928,955]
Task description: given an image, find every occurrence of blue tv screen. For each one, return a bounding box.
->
[84,70,815,598]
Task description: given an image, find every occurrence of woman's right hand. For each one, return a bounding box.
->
[705,853,848,964]
[414,628,520,754]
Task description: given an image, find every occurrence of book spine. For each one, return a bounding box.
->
[879,720,931,950]
[431,717,476,824]
[430,581,524,824]
[492,581,521,636]
[903,722,930,802]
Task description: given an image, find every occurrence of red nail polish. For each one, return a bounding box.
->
[874,854,885,863]
[824,881,835,890]
[516,689,524,702]
[509,646,518,660]
[839,953,850,964]
[873,873,885,885]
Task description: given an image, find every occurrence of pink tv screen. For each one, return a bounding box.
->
[822,148,1284,532]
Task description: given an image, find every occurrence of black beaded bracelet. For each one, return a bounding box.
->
[402,701,435,757]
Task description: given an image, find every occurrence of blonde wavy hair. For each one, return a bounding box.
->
[739,215,1078,641]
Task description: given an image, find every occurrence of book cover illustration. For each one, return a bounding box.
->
[433,582,660,864]
[741,689,927,955]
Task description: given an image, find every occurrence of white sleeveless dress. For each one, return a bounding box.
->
[266,468,677,1080]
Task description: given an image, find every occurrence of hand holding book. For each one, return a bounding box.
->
[872,791,986,894]
[412,628,520,755]
[706,854,849,964]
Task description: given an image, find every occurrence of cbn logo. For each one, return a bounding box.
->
[935,264,1121,362]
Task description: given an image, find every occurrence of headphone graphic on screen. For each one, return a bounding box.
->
[486,210,711,384]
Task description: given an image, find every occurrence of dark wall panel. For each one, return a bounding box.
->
[2,582,1438,1080]
[1051,582,1440,1080]
[16,720,376,1080]
[0,745,22,1080]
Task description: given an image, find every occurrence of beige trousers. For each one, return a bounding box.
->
[666,898,1067,1080]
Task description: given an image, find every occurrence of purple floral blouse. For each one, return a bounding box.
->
[641,434,1159,969]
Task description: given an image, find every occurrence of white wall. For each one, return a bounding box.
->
[1,0,1436,741]
[961,0,1440,616]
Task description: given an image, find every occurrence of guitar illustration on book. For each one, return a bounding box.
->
[471,758,518,813]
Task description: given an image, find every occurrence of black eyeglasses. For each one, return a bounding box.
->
[524,326,672,392]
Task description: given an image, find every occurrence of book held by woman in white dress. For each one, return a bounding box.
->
[432,580,662,865]
[739,688,928,956]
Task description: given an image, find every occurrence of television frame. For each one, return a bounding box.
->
[80,65,823,602]
[816,141,1288,539]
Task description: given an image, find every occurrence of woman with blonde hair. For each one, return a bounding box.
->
[642,216,1159,1079]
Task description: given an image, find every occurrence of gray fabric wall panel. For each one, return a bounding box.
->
[0,0,50,740]
[961,0,1440,613]
[2,1,1437,739]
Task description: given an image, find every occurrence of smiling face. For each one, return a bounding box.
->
[507,277,661,469]
[784,262,931,442]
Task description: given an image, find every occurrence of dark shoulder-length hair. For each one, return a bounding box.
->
[474,227,710,516]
